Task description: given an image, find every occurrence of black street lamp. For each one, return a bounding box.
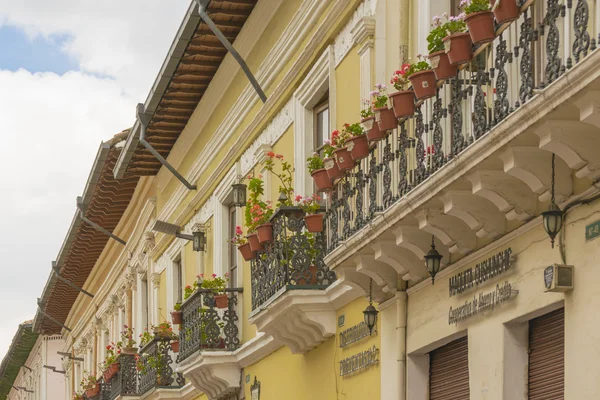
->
[192,230,206,252]
[424,235,443,285]
[363,279,378,335]
[232,180,247,208]
[542,154,563,248]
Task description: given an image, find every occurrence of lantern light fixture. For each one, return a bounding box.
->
[542,154,564,248]
[363,279,379,335]
[232,176,247,208]
[193,230,206,252]
[424,235,443,285]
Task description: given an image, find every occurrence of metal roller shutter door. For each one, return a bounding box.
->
[528,307,564,400]
[429,336,470,400]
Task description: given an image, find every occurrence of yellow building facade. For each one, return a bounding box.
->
[30,0,600,399]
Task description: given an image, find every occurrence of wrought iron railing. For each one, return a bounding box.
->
[177,288,243,363]
[106,354,138,400]
[326,0,598,254]
[251,207,336,310]
[138,337,185,396]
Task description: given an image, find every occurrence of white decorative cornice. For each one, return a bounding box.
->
[253,144,273,166]
[150,272,161,289]
[351,16,376,47]
[334,0,376,66]
[182,195,215,235]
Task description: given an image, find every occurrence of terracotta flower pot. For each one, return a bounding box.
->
[345,135,369,161]
[374,107,397,131]
[360,116,374,131]
[104,362,119,382]
[247,234,262,252]
[171,310,182,325]
[171,340,180,353]
[429,51,457,81]
[389,90,415,118]
[491,0,520,24]
[366,120,386,142]
[122,347,138,355]
[324,157,344,181]
[333,148,355,171]
[465,11,496,45]
[408,70,437,100]
[311,168,333,192]
[257,223,273,244]
[214,294,229,309]
[304,213,324,232]
[85,383,100,398]
[238,243,255,261]
[443,33,473,65]
[309,264,318,285]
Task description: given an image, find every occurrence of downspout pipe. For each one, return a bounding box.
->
[136,103,197,191]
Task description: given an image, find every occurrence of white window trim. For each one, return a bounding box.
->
[165,239,184,320]
[293,46,336,196]
[214,163,241,279]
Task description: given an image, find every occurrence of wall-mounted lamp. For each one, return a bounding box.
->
[193,230,206,252]
[363,279,379,335]
[542,154,563,248]
[424,236,443,285]
[232,178,247,208]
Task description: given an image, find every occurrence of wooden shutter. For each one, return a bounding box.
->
[528,308,564,400]
[429,336,470,400]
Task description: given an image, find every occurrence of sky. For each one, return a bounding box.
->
[0,0,189,362]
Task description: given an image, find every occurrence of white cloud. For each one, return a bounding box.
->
[0,1,191,360]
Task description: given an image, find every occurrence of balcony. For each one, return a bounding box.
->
[176,289,243,400]
[248,207,352,354]
[324,0,600,296]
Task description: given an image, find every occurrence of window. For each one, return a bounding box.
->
[528,308,564,399]
[450,0,461,16]
[173,259,183,304]
[141,275,149,331]
[228,205,237,288]
[313,95,329,156]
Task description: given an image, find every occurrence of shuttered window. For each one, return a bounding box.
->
[528,308,564,400]
[429,336,470,400]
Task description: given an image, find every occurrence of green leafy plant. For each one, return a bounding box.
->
[371,84,388,108]
[459,0,490,14]
[295,195,322,215]
[390,64,411,91]
[306,153,324,174]
[139,328,153,348]
[184,284,196,300]
[264,151,295,206]
[173,303,181,311]
[153,321,177,340]
[229,225,247,246]
[120,325,136,349]
[197,273,229,294]
[343,122,364,137]
[72,392,84,400]
[427,13,467,53]
[80,372,98,391]
[360,99,374,118]
[100,341,121,371]
[244,174,274,232]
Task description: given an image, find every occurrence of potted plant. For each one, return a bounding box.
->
[389,66,416,118]
[120,326,138,354]
[296,195,324,232]
[245,174,273,251]
[331,129,355,171]
[343,122,369,160]
[154,321,179,353]
[139,328,153,348]
[135,351,171,386]
[406,56,437,100]
[81,373,100,398]
[322,141,344,181]
[183,283,196,301]
[371,84,396,134]
[442,13,472,65]
[428,14,459,80]
[171,303,182,325]
[230,225,254,261]
[307,153,333,192]
[198,273,230,308]
[72,392,84,400]
[101,342,121,383]
[490,0,520,24]
[461,0,496,45]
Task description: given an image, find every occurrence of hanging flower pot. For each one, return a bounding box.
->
[324,157,344,181]
[103,362,119,383]
[257,223,273,244]
[238,243,255,261]
[491,0,520,24]
[311,168,333,192]
[171,310,182,325]
[304,213,324,233]
[443,33,473,65]
[361,116,374,131]
[373,107,397,131]
[171,340,180,353]
[388,90,415,118]
[247,234,262,252]
[333,148,355,171]
[85,383,101,398]
[408,70,437,100]
[366,120,386,142]
[429,51,458,81]
[309,264,318,285]
[345,135,370,160]
[465,11,496,45]
[214,294,229,309]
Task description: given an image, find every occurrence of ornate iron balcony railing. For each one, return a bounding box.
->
[177,288,243,363]
[326,0,597,254]
[251,207,336,310]
[138,337,185,396]
[106,353,138,400]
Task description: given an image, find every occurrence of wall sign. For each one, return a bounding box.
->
[448,281,517,325]
[585,220,600,241]
[339,322,373,348]
[339,346,379,376]
[449,248,513,297]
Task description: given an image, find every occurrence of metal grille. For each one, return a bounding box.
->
[429,336,469,400]
[138,337,183,395]
[528,308,564,400]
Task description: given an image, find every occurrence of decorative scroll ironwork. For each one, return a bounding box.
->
[544,0,563,85]
[138,337,180,396]
[367,149,378,220]
[250,207,335,311]
[450,78,465,155]
[327,191,340,252]
[178,288,242,363]
[108,354,137,400]
[572,0,590,63]
[382,137,394,208]
[342,178,352,238]
[413,105,426,184]
[431,93,444,171]
[397,121,409,196]
[494,35,510,123]
[519,10,534,104]
[354,163,366,231]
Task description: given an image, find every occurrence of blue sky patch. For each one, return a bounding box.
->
[0,25,77,74]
